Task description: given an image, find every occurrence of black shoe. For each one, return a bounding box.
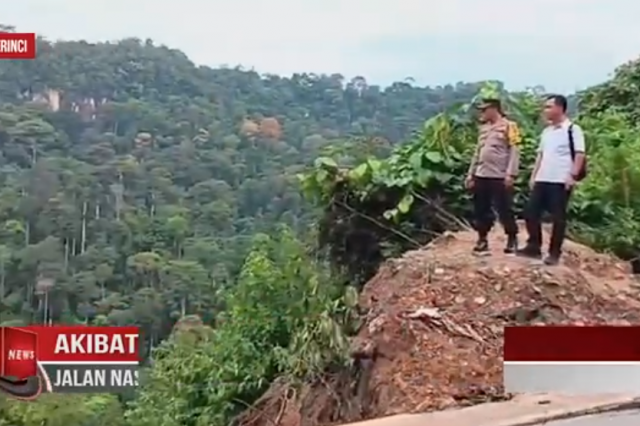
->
[543,254,560,265]
[516,245,542,259]
[504,235,518,254]
[473,238,489,253]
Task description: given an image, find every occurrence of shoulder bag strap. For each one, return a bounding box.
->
[567,124,575,160]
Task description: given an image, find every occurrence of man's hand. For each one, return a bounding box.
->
[565,174,576,189]
[465,175,475,189]
[504,176,514,188]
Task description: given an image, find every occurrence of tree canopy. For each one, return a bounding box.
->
[0,29,484,425]
[1,27,640,426]
[302,79,640,286]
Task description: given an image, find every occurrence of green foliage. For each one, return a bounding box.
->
[579,57,640,122]
[0,30,482,426]
[126,228,357,426]
[0,393,125,426]
[299,86,545,284]
[302,81,640,285]
[568,109,640,259]
[0,34,484,337]
[3,26,640,426]
[301,85,543,220]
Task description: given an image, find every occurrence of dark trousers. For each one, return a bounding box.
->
[472,177,518,238]
[524,182,571,256]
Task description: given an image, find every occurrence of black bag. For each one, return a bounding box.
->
[568,124,587,181]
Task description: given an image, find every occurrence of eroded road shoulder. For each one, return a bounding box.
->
[340,394,640,426]
[543,410,640,426]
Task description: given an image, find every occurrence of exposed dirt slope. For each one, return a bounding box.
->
[236,228,640,426]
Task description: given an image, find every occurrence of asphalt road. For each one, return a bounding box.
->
[543,410,640,426]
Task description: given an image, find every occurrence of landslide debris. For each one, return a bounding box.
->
[235,227,640,426]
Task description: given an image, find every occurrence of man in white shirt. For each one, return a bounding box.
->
[516,94,587,265]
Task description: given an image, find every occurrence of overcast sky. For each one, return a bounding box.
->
[5,0,640,93]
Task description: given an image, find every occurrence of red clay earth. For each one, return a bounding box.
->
[236,227,640,426]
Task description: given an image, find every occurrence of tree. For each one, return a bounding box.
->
[1,26,638,426]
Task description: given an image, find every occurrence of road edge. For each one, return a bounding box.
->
[492,398,640,426]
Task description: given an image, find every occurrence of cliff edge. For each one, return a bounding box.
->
[236,227,640,426]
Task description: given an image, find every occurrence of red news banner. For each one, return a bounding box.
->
[503,326,640,394]
[0,33,36,59]
[0,326,140,398]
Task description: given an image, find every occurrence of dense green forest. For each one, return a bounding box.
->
[0,31,483,329]
[0,29,485,425]
[2,26,640,426]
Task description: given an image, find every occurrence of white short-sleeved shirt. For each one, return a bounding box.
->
[534,120,585,183]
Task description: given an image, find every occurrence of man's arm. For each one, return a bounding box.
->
[531,152,542,181]
[570,125,586,177]
[530,133,545,183]
[467,143,481,178]
[506,121,522,177]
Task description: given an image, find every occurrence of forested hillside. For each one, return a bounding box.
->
[0,31,483,331]
[3,26,640,426]
[0,29,489,426]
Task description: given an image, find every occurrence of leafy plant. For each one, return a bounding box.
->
[300,82,640,285]
[126,227,358,426]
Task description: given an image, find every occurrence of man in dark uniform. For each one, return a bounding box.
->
[465,98,521,254]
